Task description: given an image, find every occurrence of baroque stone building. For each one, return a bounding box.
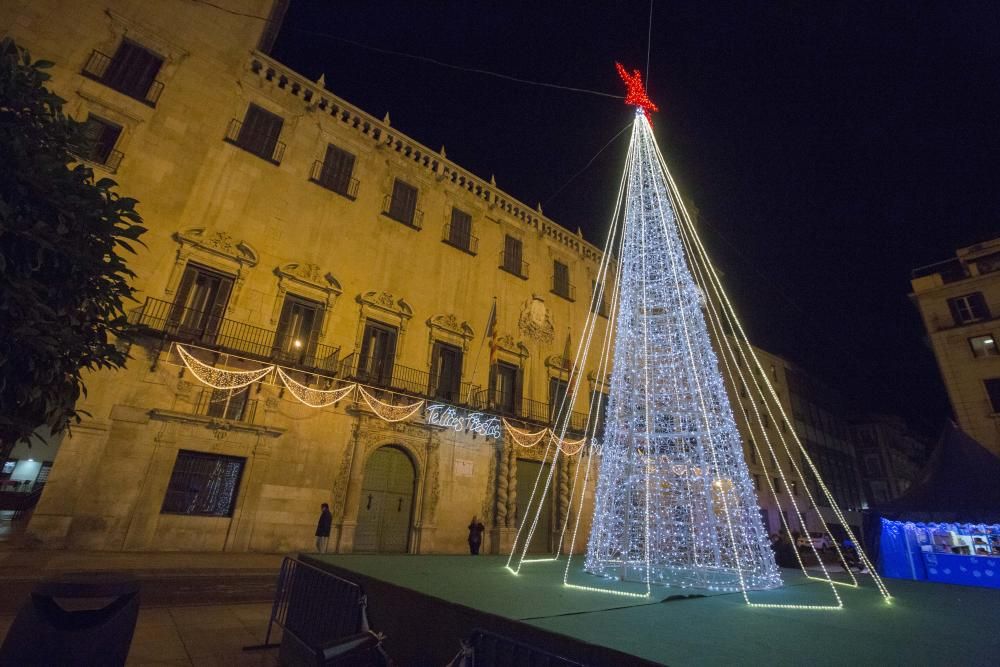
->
[911,237,1000,457]
[3,0,610,553]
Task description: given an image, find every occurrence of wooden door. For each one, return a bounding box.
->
[354,447,415,553]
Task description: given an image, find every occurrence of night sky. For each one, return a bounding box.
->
[270,1,1000,437]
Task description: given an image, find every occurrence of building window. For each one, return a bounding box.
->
[773,477,782,494]
[429,341,463,402]
[357,320,397,386]
[985,378,1000,413]
[549,377,569,423]
[948,292,990,325]
[590,390,609,441]
[82,39,164,106]
[753,474,761,492]
[969,334,999,358]
[791,481,799,496]
[384,178,421,228]
[747,439,758,465]
[491,361,520,414]
[500,235,527,278]
[161,450,245,517]
[168,263,234,341]
[77,114,123,171]
[591,280,610,317]
[226,104,284,164]
[311,143,358,199]
[204,387,250,421]
[274,294,323,364]
[444,208,476,254]
[552,261,574,301]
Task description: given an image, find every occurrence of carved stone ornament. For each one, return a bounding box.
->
[175,228,258,268]
[518,295,555,344]
[494,334,529,359]
[275,263,342,301]
[357,291,413,320]
[428,313,474,341]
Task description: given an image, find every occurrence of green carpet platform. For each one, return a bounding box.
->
[302,554,1000,666]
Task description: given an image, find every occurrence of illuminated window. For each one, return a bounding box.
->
[985,378,1000,413]
[969,334,999,358]
[161,450,245,517]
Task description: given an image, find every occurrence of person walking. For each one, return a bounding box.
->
[316,503,332,554]
[467,515,485,555]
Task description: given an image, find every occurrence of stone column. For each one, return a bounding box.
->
[335,423,367,553]
[490,439,516,553]
[415,435,440,553]
[555,452,570,552]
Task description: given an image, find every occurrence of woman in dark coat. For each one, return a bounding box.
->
[467,515,485,555]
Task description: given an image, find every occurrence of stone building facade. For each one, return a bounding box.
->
[911,237,1000,457]
[3,0,607,553]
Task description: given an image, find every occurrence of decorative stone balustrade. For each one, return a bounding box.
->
[248,51,604,262]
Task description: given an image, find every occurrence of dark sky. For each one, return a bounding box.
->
[271,1,1000,437]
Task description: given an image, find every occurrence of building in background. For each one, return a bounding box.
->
[851,415,926,505]
[2,0,611,554]
[910,238,1000,457]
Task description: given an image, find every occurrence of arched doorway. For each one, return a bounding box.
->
[354,446,415,553]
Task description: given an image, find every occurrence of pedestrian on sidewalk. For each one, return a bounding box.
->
[316,503,332,554]
[467,515,485,555]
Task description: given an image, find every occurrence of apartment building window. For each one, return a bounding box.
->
[591,280,610,317]
[82,39,164,105]
[590,390,609,441]
[77,114,123,171]
[491,362,521,414]
[444,208,476,254]
[311,143,358,199]
[969,334,999,358]
[358,321,397,386]
[430,342,463,402]
[500,235,527,278]
[205,387,250,421]
[274,295,323,363]
[552,260,574,301]
[161,450,245,517]
[227,104,284,164]
[985,378,1000,413]
[948,292,990,325]
[168,263,234,340]
[384,179,421,228]
[549,377,569,423]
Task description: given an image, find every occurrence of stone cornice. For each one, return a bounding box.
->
[148,409,284,438]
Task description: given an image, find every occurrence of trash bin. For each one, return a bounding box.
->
[0,572,140,667]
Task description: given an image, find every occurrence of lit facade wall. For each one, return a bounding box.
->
[3,0,608,553]
[911,238,1000,456]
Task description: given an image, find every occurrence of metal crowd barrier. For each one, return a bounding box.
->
[448,628,586,667]
[244,556,389,665]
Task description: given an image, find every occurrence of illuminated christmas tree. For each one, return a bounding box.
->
[581,66,781,592]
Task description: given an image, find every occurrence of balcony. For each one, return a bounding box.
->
[551,278,576,302]
[382,195,423,230]
[441,222,478,255]
[498,251,529,279]
[471,389,589,433]
[75,147,124,174]
[130,297,340,374]
[194,387,258,423]
[81,49,164,107]
[309,160,359,200]
[342,356,478,406]
[224,119,285,165]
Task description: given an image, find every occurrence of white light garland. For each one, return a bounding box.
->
[357,385,425,423]
[176,345,273,389]
[277,367,357,408]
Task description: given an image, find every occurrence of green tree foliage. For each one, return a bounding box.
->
[0,38,145,456]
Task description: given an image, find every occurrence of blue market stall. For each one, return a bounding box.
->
[865,422,1000,589]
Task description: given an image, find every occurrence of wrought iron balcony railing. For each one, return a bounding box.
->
[551,278,576,302]
[73,147,124,173]
[195,387,258,423]
[442,222,478,255]
[309,160,359,200]
[471,389,588,432]
[498,251,529,279]
[342,356,477,406]
[381,194,423,230]
[130,297,340,374]
[81,49,164,107]
[224,119,286,165]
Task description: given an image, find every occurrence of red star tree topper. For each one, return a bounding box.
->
[615,62,659,123]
